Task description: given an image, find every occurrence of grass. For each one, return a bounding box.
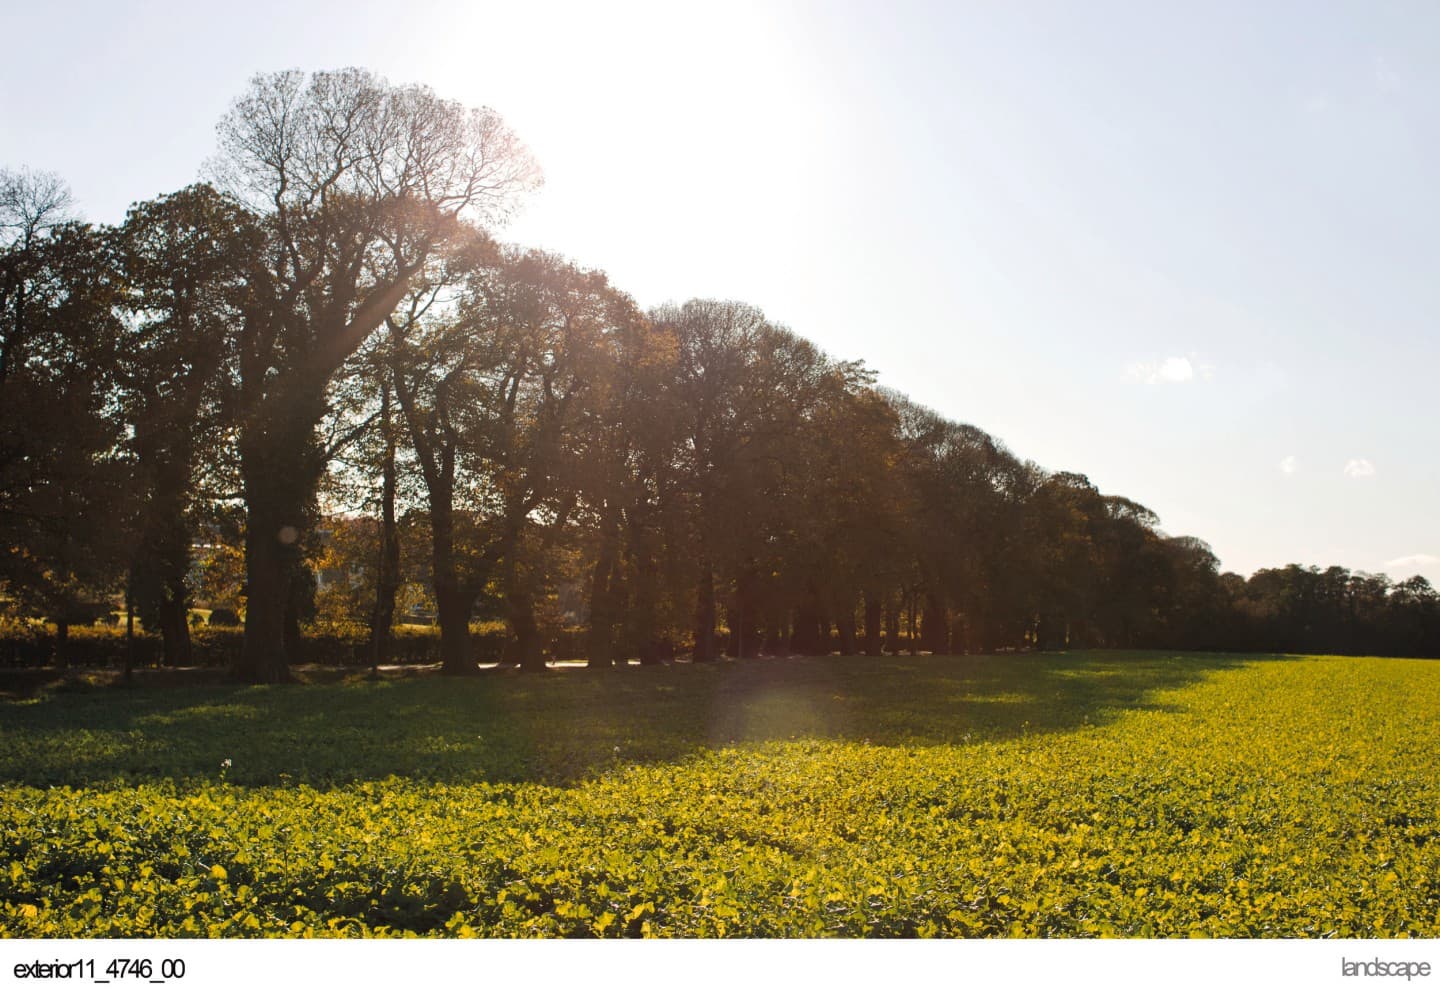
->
[2,651,1439,937]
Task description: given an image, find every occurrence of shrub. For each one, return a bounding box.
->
[0,619,591,669]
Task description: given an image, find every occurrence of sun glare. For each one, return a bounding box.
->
[424,2,836,307]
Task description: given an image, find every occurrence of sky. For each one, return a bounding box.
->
[3,0,1437,584]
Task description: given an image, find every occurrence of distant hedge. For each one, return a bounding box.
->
[0,621,925,669]
[0,624,589,669]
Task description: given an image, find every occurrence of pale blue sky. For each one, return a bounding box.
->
[3,0,1437,583]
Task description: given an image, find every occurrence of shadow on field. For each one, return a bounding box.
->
[0,651,1254,787]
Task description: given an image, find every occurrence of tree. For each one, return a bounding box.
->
[1149,535,1225,648]
[760,362,900,657]
[1,173,132,658]
[309,510,428,632]
[1019,471,1109,649]
[1388,575,1440,657]
[385,232,504,675]
[569,303,687,667]
[655,301,816,661]
[367,378,403,668]
[116,185,256,665]
[882,393,1030,654]
[1,166,76,393]
[211,68,540,682]
[384,239,625,672]
[454,249,621,669]
[536,276,672,668]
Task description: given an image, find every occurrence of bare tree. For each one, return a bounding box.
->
[210,68,541,683]
[0,167,74,250]
[1,168,76,387]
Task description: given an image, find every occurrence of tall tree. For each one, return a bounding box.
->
[367,377,402,669]
[1,173,131,657]
[116,185,256,665]
[385,233,503,675]
[457,250,620,669]
[656,300,813,661]
[546,284,683,668]
[211,68,540,682]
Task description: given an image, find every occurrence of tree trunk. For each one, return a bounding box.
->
[948,613,968,655]
[923,591,949,655]
[368,387,400,672]
[236,415,322,683]
[863,590,883,656]
[130,438,197,669]
[587,566,614,667]
[157,594,192,668]
[884,598,901,656]
[792,594,825,656]
[628,515,662,665]
[693,564,717,662]
[123,585,136,683]
[587,507,620,667]
[727,567,761,658]
[429,494,477,676]
[238,498,293,683]
[435,584,474,675]
[836,599,857,656]
[496,514,545,671]
[505,589,544,670]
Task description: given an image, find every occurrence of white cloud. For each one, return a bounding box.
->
[1279,455,1298,475]
[1344,458,1376,478]
[1159,356,1193,382]
[1125,355,1202,385]
[1385,553,1440,572]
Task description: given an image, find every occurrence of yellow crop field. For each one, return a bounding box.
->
[2,653,1438,937]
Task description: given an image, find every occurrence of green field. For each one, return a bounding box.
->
[2,652,1438,937]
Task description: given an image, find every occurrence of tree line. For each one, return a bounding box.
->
[3,69,1437,681]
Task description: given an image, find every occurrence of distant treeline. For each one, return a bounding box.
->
[3,69,1437,678]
